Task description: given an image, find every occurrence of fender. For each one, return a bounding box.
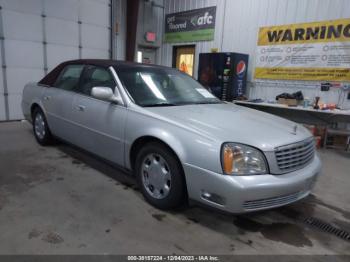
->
[123,107,222,173]
[125,125,187,171]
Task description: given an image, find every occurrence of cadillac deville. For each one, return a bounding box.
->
[21,59,321,213]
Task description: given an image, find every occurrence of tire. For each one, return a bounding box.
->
[135,142,186,210]
[32,108,53,146]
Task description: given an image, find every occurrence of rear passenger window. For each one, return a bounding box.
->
[54,65,84,91]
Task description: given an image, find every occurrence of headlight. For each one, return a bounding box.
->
[221,143,268,175]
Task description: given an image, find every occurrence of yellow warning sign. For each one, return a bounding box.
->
[255,18,350,81]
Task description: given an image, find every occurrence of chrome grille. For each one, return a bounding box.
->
[275,138,315,173]
[243,191,304,210]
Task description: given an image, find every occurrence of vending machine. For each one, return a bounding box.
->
[198,52,249,101]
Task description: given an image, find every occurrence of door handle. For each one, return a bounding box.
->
[43,96,51,101]
[76,105,86,112]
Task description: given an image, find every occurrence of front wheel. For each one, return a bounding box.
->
[135,142,186,210]
[32,108,53,145]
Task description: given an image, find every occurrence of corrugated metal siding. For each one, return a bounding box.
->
[114,0,126,60]
[161,0,350,106]
[0,0,112,120]
[161,0,226,79]
[135,0,164,64]
[155,1,165,64]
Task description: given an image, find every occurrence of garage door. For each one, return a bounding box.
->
[0,0,111,120]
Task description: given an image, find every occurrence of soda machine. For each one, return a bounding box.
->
[198,52,249,101]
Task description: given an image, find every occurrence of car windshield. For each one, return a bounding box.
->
[115,66,222,107]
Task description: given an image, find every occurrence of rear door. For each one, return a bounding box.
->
[42,64,84,142]
[71,65,127,165]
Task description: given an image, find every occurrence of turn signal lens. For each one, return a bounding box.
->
[223,146,234,174]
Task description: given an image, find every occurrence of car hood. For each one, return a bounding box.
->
[145,103,311,151]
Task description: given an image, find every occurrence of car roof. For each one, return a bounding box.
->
[38,59,172,86]
[60,59,168,69]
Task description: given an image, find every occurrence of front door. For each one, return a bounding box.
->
[173,45,195,76]
[71,65,127,166]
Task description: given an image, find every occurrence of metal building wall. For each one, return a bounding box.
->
[135,0,164,64]
[0,0,112,121]
[222,0,350,106]
[113,0,127,60]
[161,0,225,79]
[161,0,350,107]
[154,0,165,64]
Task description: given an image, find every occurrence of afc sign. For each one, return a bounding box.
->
[191,12,214,26]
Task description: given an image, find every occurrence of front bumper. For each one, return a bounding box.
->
[184,154,321,214]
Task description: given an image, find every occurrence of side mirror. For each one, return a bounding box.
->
[91,87,122,104]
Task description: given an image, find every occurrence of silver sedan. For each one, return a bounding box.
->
[22,59,321,213]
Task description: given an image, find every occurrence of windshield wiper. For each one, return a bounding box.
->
[143,102,178,107]
[191,101,224,105]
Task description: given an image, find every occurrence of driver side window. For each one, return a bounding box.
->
[77,66,115,96]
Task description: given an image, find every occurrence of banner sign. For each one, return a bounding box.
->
[164,6,216,43]
[254,18,350,81]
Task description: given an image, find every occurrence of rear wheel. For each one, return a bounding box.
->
[135,142,186,209]
[32,108,53,145]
